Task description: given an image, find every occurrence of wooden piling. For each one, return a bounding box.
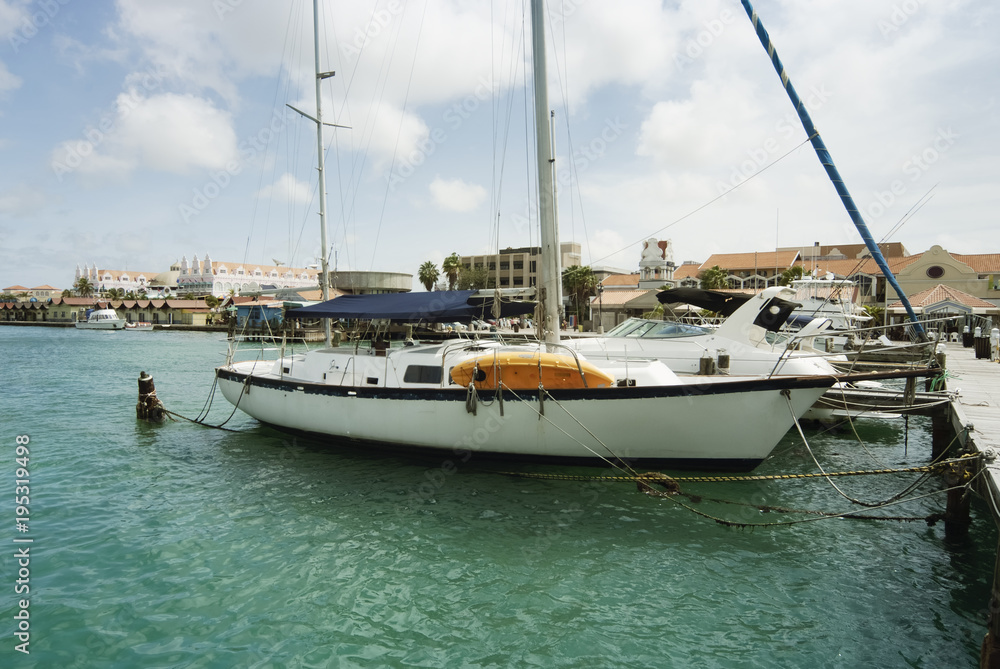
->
[136,371,166,423]
[931,406,953,461]
[943,459,972,539]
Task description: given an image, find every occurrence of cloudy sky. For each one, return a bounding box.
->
[0,0,996,291]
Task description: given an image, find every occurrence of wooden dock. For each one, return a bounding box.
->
[942,342,1000,668]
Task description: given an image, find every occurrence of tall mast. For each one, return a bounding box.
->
[530,0,561,345]
[289,0,339,346]
[313,0,332,347]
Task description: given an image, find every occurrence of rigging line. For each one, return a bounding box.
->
[590,133,817,268]
[492,12,528,258]
[546,0,590,266]
[334,0,411,283]
[368,1,430,273]
[821,185,937,295]
[785,394,956,509]
[499,384,640,476]
[242,1,301,271]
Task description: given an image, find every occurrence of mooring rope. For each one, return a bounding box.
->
[497,455,976,484]
[652,482,967,529]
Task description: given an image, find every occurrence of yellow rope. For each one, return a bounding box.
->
[497,454,978,484]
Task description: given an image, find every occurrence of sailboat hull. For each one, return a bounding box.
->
[216,365,830,470]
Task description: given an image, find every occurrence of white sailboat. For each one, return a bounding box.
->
[214,0,836,469]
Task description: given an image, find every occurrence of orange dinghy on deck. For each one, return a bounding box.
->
[450,351,615,390]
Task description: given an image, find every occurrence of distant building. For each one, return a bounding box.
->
[3,285,63,301]
[887,284,999,326]
[76,264,159,294]
[459,242,581,289]
[328,270,412,295]
[2,285,29,299]
[699,250,802,290]
[173,254,320,297]
[672,262,702,288]
[637,238,676,289]
[778,242,910,265]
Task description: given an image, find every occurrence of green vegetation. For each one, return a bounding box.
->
[698,265,729,290]
[777,265,805,286]
[441,253,461,291]
[562,265,598,324]
[457,265,492,290]
[418,261,440,291]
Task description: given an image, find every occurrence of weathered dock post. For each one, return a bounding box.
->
[942,458,972,539]
[136,371,166,423]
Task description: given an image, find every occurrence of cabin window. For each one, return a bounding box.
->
[403,365,442,384]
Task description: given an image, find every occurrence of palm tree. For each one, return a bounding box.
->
[863,304,885,327]
[699,265,730,290]
[107,288,125,301]
[441,253,462,291]
[74,276,94,297]
[562,265,597,324]
[777,264,805,286]
[137,288,148,299]
[61,289,72,298]
[418,261,440,291]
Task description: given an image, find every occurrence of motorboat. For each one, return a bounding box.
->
[75,308,126,330]
[565,286,843,378]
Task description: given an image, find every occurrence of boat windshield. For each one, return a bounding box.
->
[605,318,711,339]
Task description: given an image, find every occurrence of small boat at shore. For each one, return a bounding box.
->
[125,322,153,331]
[75,308,126,330]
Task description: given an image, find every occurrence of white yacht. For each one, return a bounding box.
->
[75,308,126,330]
[565,286,842,378]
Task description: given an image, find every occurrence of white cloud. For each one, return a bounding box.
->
[429,176,487,213]
[0,60,19,92]
[51,92,239,181]
[259,173,313,205]
[0,0,26,38]
[0,185,45,216]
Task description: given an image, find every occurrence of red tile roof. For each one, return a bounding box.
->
[888,284,996,309]
[953,254,1000,273]
[701,251,800,271]
[601,274,640,288]
[589,289,652,306]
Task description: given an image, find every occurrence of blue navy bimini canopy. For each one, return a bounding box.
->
[286,290,534,323]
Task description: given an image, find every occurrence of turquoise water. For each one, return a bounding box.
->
[0,326,995,667]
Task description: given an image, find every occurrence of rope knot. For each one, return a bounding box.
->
[635,472,680,496]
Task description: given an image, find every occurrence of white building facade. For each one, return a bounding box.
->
[174,254,320,297]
